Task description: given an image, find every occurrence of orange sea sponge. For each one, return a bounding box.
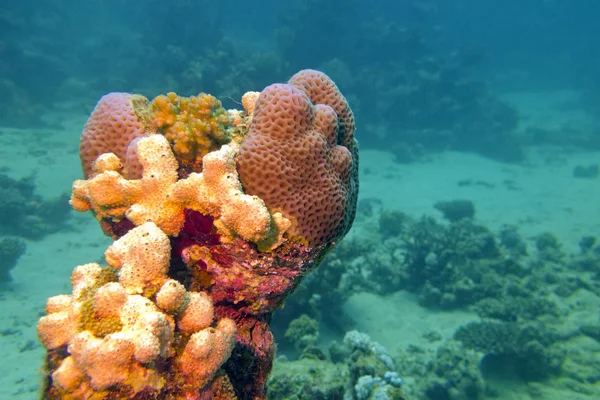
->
[80,93,153,179]
[37,222,237,399]
[237,70,359,247]
[150,92,231,170]
[241,91,260,120]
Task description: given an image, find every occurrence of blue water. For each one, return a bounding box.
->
[1,1,600,399]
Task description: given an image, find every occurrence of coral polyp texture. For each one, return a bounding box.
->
[151,92,232,170]
[39,69,358,399]
[237,69,359,246]
[80,92,153,179]
[38,223,237,399]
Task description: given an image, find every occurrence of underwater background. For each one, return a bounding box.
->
[1,0,600,398]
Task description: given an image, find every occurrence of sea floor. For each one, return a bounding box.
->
[1,90,599,399]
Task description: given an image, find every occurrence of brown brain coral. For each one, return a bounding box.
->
[237,70,359,246]
[288,69,355,148]
[37,222,237,398]
[80,93,152,179]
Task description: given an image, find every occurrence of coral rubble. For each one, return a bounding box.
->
[38,70,358,399]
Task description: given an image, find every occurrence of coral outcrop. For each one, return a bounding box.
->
[268,329,406,400]
[151,92,231,170]
[38,223,237,399]
[237,70,359,246]
[0,237,25,281]
[80,93,153,179]
[40,69,358,399]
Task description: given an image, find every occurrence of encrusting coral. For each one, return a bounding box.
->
[39,69,358,399]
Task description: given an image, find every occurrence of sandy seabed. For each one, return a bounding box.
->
[1,90,599,399]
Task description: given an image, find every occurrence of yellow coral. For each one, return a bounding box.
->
[70,134,290,249]
[150,92,232,170]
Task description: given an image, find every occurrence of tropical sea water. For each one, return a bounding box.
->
[1,0,599,398]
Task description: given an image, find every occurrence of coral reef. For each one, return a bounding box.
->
[38,223,237,398]
[7,0,598,162]
[400,341,486,400]
[268,358,348,399]
[151,92,231,171]
[434,199,475,222]
[80,93,153,179]
[80,91,234,179]
[402,217,500,308]
[277,0,523,162]
[71,134,290,249]
[454,321,563,381]
[0,173,71,240]
[2,0,533,163]
[282,203,568,324]
[342,330,405,400]
[284,211,505,319]
[272,202,600,397]
[39,70,358,399]
[0,172,70,288]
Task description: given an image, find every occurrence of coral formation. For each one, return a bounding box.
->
[241,91,260,122]
[238,70,359,246]
[8,0,592,162]
[278,0,524,162]
[284,314,319,353]
[273,201,600,398]
[454,321,563,381]
[288,69,356,148]
[0,173,72,240]
[0,237,26,282]
[80,91,233,180]
[268,328,406,400]
[418,341,486,400]
[41,69,358,399]
[70,134,289,249]
[80,93,153,179]
[268,358,348,399]
[38,223,237,399]
[151,92,231,170]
